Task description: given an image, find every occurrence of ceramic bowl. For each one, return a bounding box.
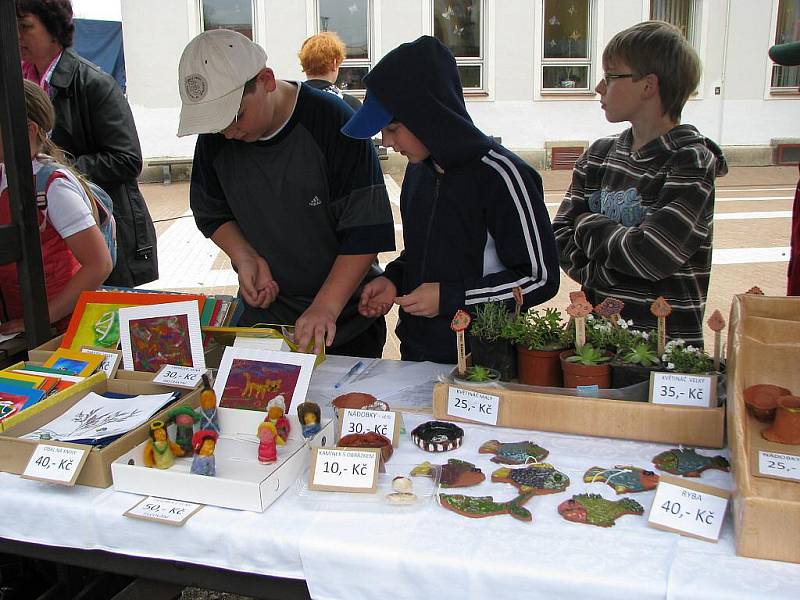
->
[338,431,393,462]
[331,392,390,420]
[411,421,464,452]
[743,384,791,423]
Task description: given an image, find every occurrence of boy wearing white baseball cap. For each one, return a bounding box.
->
[178,30,394,357]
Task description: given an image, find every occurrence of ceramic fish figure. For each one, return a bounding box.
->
[651,448,730,477]
[558,493,644,528]
[479,440,549,465]
[411,459,485,488]
[439,492,533,522]
[583,465,659,494]
[491,463,570,495]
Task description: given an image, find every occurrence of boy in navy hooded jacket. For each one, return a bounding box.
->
[343,36,559,363]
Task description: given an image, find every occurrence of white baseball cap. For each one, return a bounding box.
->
[177,29,267,137]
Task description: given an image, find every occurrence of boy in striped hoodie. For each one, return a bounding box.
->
[554,21,727,347]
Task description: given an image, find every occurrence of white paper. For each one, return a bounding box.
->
[336,361,452,400]
[648,480,728,541]
[23,444,86,484]
[758,450,800,481]
[340,408,398,444]
[650,372,714,407]
[446,387,500,425]
[125,496,203,526]
[311,448,378,490]
[153,365,206,389]
[21,391,177,442]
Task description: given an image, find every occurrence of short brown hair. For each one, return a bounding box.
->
[298,32,346,77]
[16,0,75,48]
[603,20,701,122]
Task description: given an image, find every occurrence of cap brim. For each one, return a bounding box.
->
[769,41,800,66]
[177,85,244,137]
[341,92,393,139]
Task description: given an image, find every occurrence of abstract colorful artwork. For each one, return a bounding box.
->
[219,358,302,412]
[129,314,193,372]
[43,348,105,377]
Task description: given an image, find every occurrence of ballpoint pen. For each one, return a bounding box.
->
[333,360,365,389]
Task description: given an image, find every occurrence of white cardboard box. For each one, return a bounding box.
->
[111,413,334,512]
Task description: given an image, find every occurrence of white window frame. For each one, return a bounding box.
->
[430,0,487,93]
[766,0,800,95]
[538,0,596,95]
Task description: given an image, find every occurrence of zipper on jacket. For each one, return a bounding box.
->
[419,173,441,278]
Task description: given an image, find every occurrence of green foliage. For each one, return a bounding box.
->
[622,343,661,368]
[662,340,714,374]
[464,365,500,382]
[565,344,611,366]
[584,315,654,354]
[509,308,567,351]
[470,301,515,342]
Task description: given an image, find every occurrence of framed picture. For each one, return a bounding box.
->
[42,348,105,377]
[118,301,205,373]
[61,291,206,351]
[80,346,123,379]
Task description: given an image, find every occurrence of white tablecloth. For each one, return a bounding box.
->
[1,355,799,599]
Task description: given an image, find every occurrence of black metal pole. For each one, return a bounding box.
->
[0,0,51,346]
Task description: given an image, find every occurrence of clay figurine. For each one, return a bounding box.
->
[267,394,290,444]
[479,439,549,465]
[257,421,278,464]
[763,396,800,445]
[491,463,570,495]
[190,430,218,476]
[198,374,220,434]
[386,476,417,505]
[143,420,185,469]
[558,494,644,528]
[706,309,726,371]
[566,298,593,348]
[650,297,672,356]
[651,448,730,477]
[450,309,472,376]
[583,465,659,494]
[297,402,322,438]
[439,492,534,522]
[167,405,201,455]
[411,459,485,488]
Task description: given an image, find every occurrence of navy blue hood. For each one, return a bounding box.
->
[363,36,492,169]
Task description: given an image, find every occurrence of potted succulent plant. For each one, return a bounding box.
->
[560,343,612,388]
[509,307,568,387]
[611,340,662,388]
[454,364,502,385]
[468,301,517,381]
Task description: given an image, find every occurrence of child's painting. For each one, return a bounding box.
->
[219,358,302,411]
[43,348,105,377]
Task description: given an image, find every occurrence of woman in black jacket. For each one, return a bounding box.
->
[17,0,158,287]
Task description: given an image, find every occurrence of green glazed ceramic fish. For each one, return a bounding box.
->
[558,493,644,528]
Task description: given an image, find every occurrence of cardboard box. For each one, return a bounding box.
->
[111,414,334,512]
[727,294,800,564]
[432,381,725,448]
[0,378,198,488]
[27,334,64,363]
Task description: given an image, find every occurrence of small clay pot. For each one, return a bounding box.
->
[559,350,612,389]
[763,396,800,445]
[743,384,791,423]
[331,392,389,419]
[517,346,564,387]
[338,431,393,462]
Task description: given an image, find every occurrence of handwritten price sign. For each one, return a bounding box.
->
[308,447,380,493]
[340,409,400,446]
[22,444,88,485]
[758,451,800,482]
[124,496,203,526]
[153,365,206,389]
[446,387,500,425]
[647,475,729,542]
[649,372,716,408]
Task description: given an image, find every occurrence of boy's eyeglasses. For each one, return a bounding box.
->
[602,72,635,84]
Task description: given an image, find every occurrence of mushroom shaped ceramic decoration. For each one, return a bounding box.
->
[746,286,764,295]
[569,290,588,304]
[650,297,672,356]
[594,297,625,326]
[451,309,473,376]
[707,309,726,371]
[566,299,593,349]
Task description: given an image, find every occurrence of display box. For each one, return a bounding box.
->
[727,294,800,564]
[0,378,197,488]
[111,413,334,512]
[432,380,725,448]
[27,334,64,363]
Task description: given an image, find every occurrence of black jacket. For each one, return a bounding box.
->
[49,47,158,287]
[366,37,559,363]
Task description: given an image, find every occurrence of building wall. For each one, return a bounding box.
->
[120,0,799,160]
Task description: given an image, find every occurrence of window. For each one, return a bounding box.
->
[433,0,484,90]
[201,0,253,39]
[650,0,697,46]
[318,0,371,91]
[541,0,592,92]
[771,0,800,89]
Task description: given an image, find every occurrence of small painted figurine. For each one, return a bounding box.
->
[439,492,534,522]
[257,421,278,464]
[583,465,659,494]
[651,448,730,477]
[297,402,322,438]
[412,459,485,488]
[198,374,220,434]
[190,430,218,476]
[491,463,570,495]
[267,394,290,444]
[167,405,201,455]
[558,494,644,528]
[143,420,185,469]
[479,440,549,465]
[386,476,417,505]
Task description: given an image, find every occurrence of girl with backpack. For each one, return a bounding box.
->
[0,80,113,335]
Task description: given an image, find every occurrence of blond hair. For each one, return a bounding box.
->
[299,32,346,77]
[23,79,69,163]
[603,21,701,122]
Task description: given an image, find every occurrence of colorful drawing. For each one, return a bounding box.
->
[43,348,105,377]
[219,358,301,412]
[0,394,28,422]
[129,314,193,372]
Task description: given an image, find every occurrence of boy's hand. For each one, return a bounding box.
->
[359,276,397,318]
[0,319,24,335]
[395,283,440,318]
[236,255,279,309]
[295,304,337,355]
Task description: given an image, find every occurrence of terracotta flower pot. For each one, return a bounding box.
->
[516,345,564,387]
[743,384,791,423]
[763,396,800,445]
[559,350,611,389]
[331,392,389,420]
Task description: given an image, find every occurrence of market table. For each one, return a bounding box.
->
[1,355,799,599]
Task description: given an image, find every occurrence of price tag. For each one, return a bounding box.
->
[339,409,400,447]
[446,387,500,425]
[153,365,206,389]
[308,447,380,493]
[758,451,800,482]
[80,346,122,379]
[649,372,716,408]
[124,496,204,526]
[647,475,729,542]
[22,444,89,485]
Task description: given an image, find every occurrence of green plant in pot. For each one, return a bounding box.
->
[560,343,613,388]
[611,339,663,390]
[509,307,568,387]
[456,364,502,384]
[468,301,517,381]
[662,340,714,375]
